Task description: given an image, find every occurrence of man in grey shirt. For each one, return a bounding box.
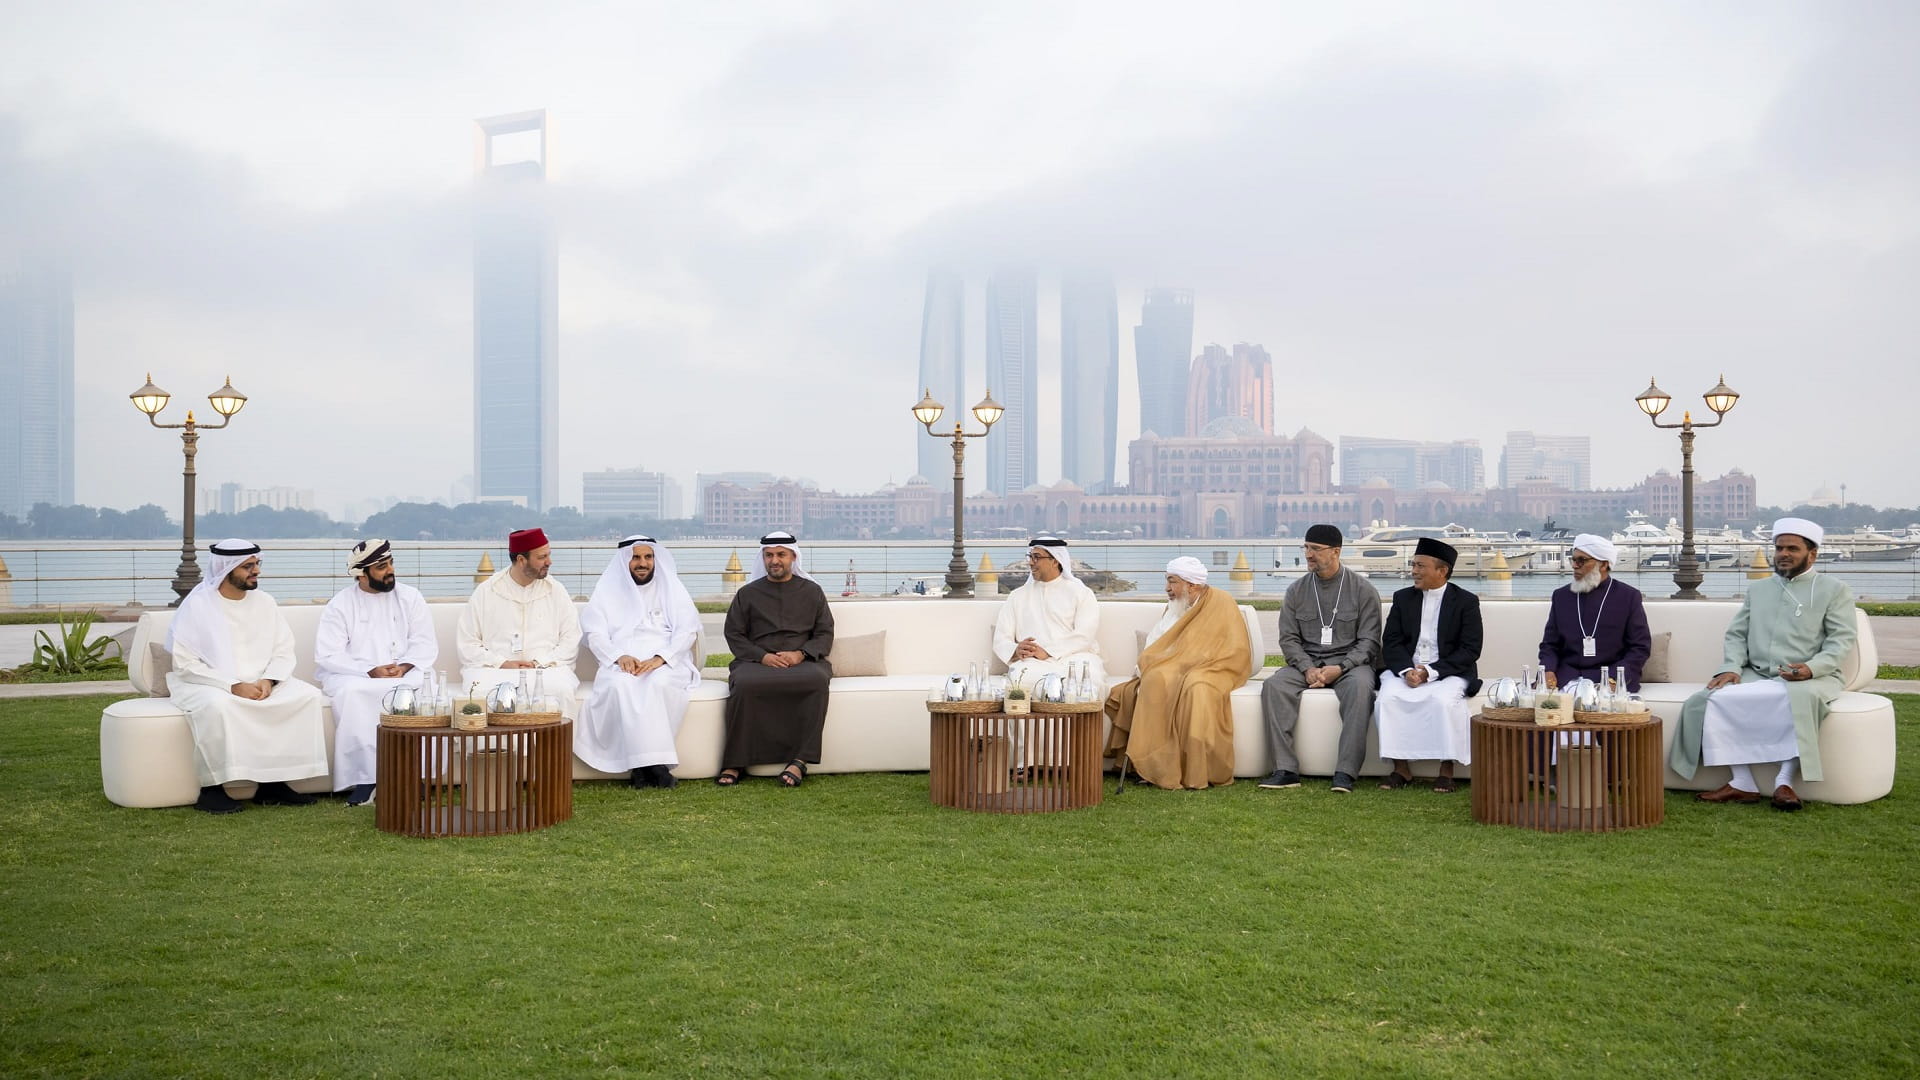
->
[1260,524,1383,793]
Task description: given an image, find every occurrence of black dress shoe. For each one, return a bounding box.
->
[253,781,317,806]
[650,764,678,790]
[344,783,376,807]
[195,785,245,814]
[629,767,652,789]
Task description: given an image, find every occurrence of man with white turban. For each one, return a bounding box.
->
[718,531,835,787]
[993,535,1105,693]
[164,539,328,814]
[1103,557,1252,789]
[313,539,437,806]
[1672,518,1856,811]
[578,535,702,789]
[1261,524,1383,794]
[1537,533,1650,692]
[457,527,582,718]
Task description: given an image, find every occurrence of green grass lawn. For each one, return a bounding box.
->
[2,695,1916,1077]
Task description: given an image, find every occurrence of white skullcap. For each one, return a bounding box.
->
[1772,517,1824,547]
[1572,534,1616,563]
[1166,556,1208,584]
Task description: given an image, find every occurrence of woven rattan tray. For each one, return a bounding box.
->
[1477,706,1536,722]
[380,712,444,729]
[1030,700,1103,715]
[489,710,563,728]
[1573,709,1652,726]
[926,699,1005,714]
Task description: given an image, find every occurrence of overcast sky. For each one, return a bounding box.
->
[4,0,1917,521]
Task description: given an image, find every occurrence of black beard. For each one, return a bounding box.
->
[630,569,655,586]
[229,576,257,592]
[368,574,397,593]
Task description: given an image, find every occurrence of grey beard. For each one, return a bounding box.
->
[1165,594,1194,621]
[1569,567,1605,594]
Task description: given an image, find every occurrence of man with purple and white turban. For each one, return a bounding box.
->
[1537,533,1650,693]
[164,539,328,814]
[1673,517,1856,812]
[314,538,437,806]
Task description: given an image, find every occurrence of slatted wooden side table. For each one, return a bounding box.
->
[375,720,573,837]
[927,702,1103,813]
[1470,714,1663,832]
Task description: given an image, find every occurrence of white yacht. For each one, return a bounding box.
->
[1328,523,1537,577]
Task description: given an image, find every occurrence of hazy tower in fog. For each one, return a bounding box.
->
[0,262,74,518]
[472,109,559,511]
[1060,272,1118,492]
[1134,288,1194,437]
[915,269,966,489]
[984,268,1038,495]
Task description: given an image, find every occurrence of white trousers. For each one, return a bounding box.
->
[1373,672,1471,764]
[1702,680,1797,767]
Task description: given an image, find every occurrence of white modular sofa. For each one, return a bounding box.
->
[98,597,1894,807]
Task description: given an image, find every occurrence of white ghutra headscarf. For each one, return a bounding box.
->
[583,535,694,636]
[165,538,261,682]
[1027,535,1075,581]
[748,530,811,582]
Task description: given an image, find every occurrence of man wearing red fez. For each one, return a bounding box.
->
[457,527,583,717]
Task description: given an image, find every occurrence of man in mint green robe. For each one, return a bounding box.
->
[1670,518,1855,810]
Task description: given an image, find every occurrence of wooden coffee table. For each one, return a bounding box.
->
[927,702,1103,813]
[1470,713,1663,832]
[375,720,574,837]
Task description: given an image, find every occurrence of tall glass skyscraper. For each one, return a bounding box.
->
[473,110,559,511]
[1133,287,1194,437]
[1059,271,1118,493]
[984,268,1037,495]
[914,269,965,489]
[0,262,75,519]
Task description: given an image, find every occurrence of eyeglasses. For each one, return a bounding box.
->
[1569,555,1594,567]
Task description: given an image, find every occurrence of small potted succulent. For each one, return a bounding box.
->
[1534,672,1572,726]
[1004,680,1031,715]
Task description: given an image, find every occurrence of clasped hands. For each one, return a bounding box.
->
[1011,637,1052,662]
[1303,664,1344,689]
[1708,661,1812,690]
[365,663,413,679]
[617,654,666,676]
[760,650,806,669]
[229,679,275,700]
[1401,665,1431,689]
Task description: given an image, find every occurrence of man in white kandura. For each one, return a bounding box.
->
[164,539,329,814]
[1671,517,1857,812]
[457,527,582,716]
[313,538,437,807]
[994,535,1105,693]
[578,535,702,790]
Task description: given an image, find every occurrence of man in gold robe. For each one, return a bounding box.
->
[1103,557,1252,789]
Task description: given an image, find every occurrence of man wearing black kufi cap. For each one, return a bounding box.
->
[1373,537,1483,793]
[1260,524,1382,793]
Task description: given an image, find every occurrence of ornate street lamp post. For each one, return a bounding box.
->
[1635,374,1740,600]
[913,388,1004,598]
[129,374,250,604]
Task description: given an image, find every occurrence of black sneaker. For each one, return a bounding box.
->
[1330,772,1355,794]
[195,785,245,814]
[1257,769,1301,789]
[253,781,317,807]
[344,783,376,807]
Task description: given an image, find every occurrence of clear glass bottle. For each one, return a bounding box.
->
[1519,665,1537,708]
[965,662,982,701]
[534,668,550,713]
[515,669,531,713]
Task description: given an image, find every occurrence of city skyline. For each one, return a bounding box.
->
[0,262,74,519]
[1058,270,1118,494]
[3,4,1916,518]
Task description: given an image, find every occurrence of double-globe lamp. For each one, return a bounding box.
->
[1634,374,1739,600]
[130,374,251,605]
[913,389,1005,598]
